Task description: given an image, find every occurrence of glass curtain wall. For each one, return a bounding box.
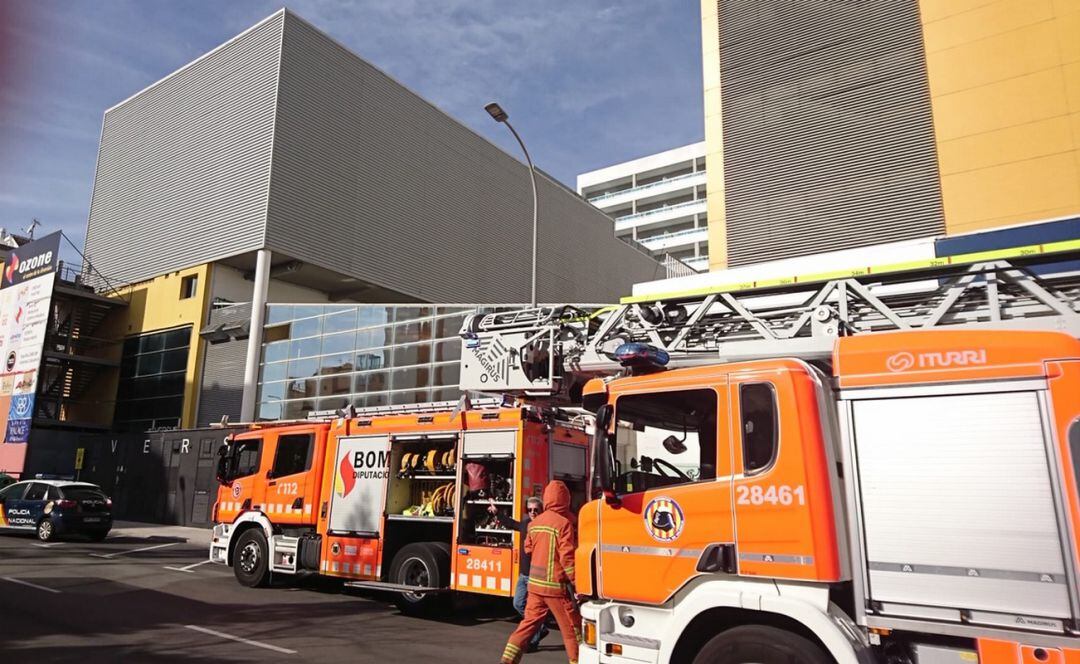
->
[257,305,493,420]
[115,327,191,431]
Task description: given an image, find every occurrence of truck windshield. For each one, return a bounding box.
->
[613,389,717,494]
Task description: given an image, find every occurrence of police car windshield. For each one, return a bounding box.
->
[61,486,106,501]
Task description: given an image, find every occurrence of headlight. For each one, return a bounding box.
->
[583,620,597,648]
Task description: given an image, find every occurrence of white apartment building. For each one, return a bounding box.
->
[578,142,708,272]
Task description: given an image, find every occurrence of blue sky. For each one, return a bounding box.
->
[0,1,704,257]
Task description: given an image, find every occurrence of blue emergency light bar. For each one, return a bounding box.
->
[613,342,670,369]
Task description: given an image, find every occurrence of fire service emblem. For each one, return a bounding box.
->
[643,496,685,543]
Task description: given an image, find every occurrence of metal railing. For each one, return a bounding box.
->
[587,170,705,204]
[638,226,709,250]
[614,199,707,228]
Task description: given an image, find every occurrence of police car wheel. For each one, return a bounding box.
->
[233,529,270,588]
[37,519,55,542]
[692,625,832,664]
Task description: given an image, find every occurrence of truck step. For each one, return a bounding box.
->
[343,580,449,594]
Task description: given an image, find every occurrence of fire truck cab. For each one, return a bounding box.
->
[576,329,1080,664]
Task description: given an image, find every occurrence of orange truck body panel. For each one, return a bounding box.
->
[217,423,330,526]
[216,407,588,600]
[581,328,1080,651]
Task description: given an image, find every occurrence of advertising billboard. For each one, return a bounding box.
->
[0,232,61,478]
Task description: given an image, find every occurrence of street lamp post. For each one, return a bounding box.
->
[485,102,539,307]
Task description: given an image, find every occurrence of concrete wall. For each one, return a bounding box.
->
[266,11,662,303]
[83,9,661,304]
[919,0,1080,235]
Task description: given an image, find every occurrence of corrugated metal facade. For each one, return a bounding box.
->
[267,13,662,302]
[83,9,660,302]
[195,303,251,426]
[718,1,945,267]
[84,13,283,284]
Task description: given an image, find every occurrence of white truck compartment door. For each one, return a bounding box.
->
[853,391,1071,620]
[328,435,392,536]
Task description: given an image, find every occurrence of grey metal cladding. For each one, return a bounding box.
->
[266,12,662,304]
[83,13,284,285]
[718,1,945,267]
[196,303,251,425]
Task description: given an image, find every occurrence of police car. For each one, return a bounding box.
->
[0,479,112,542]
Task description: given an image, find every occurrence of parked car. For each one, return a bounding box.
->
[0,479,113,541]
[0,474,14,490]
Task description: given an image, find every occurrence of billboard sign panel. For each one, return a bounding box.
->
[0,232,61,478]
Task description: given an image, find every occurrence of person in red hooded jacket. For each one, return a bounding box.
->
[500,480,581,664]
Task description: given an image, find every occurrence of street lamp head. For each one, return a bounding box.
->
[484,102,508,123]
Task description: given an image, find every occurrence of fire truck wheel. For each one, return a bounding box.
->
[233,528,271,588]
[390,542,450,615]
[693,625,833,664]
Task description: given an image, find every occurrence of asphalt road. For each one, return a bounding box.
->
[0,525,570,663]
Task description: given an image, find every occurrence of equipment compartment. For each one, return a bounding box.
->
[386,435,458,520]
[851,391,1071,623]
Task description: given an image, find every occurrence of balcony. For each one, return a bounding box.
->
[587,171,706,208]
[638,227,709,252]
[614,199,707,232]
[684,255,710,271]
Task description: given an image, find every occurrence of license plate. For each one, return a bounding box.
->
[83,517,101,523]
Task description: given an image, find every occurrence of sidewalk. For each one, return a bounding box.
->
[110,520,213,548]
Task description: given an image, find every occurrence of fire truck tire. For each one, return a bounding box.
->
[233,529,271,588]
[390,542,450,615]
[692,625,833,664]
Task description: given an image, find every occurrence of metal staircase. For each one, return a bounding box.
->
[458,240,1080,401]
[34,268,127,427]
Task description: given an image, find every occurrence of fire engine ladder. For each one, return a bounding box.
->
[458,239,1080,400]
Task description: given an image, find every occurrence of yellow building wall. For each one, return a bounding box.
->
[701,0,729,270]
[920,0,1080,234]
[100,263,213,428]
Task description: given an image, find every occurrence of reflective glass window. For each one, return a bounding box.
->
[435,315,467,338]
[434,340,461,363]
[289,337,321,360]
[391,367,430,391]
[392,389,431,405]
[261,361,287,384]
[322,331,356,356]
[283,400,316,420]
[394,307,433,322]
[319,375,352,397]
[263,341,288,364]
[356,371,390,393]
[394,320,433,345]
[323,310,357,334]
[356,328,393,350]
[393,343,432,368]
[433,363,459,386]
[287,378,318,400]
[259,381,287,402]
[320,353,353,375]
[291,316,321,339]
[355,349,390,372]
[265,305,293,325]
[357,307,393,329]
[287,357,319,380]
[258,402,282,420]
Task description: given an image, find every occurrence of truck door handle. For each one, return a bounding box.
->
[268,481,277,486]
[696,543,737,574]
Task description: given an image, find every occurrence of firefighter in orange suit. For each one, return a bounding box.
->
[500,480,581,664]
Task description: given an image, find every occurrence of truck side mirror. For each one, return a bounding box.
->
[593,404,620,507]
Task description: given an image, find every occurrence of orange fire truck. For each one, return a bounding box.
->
[209,399,589,613]
[456,241,1080,663]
